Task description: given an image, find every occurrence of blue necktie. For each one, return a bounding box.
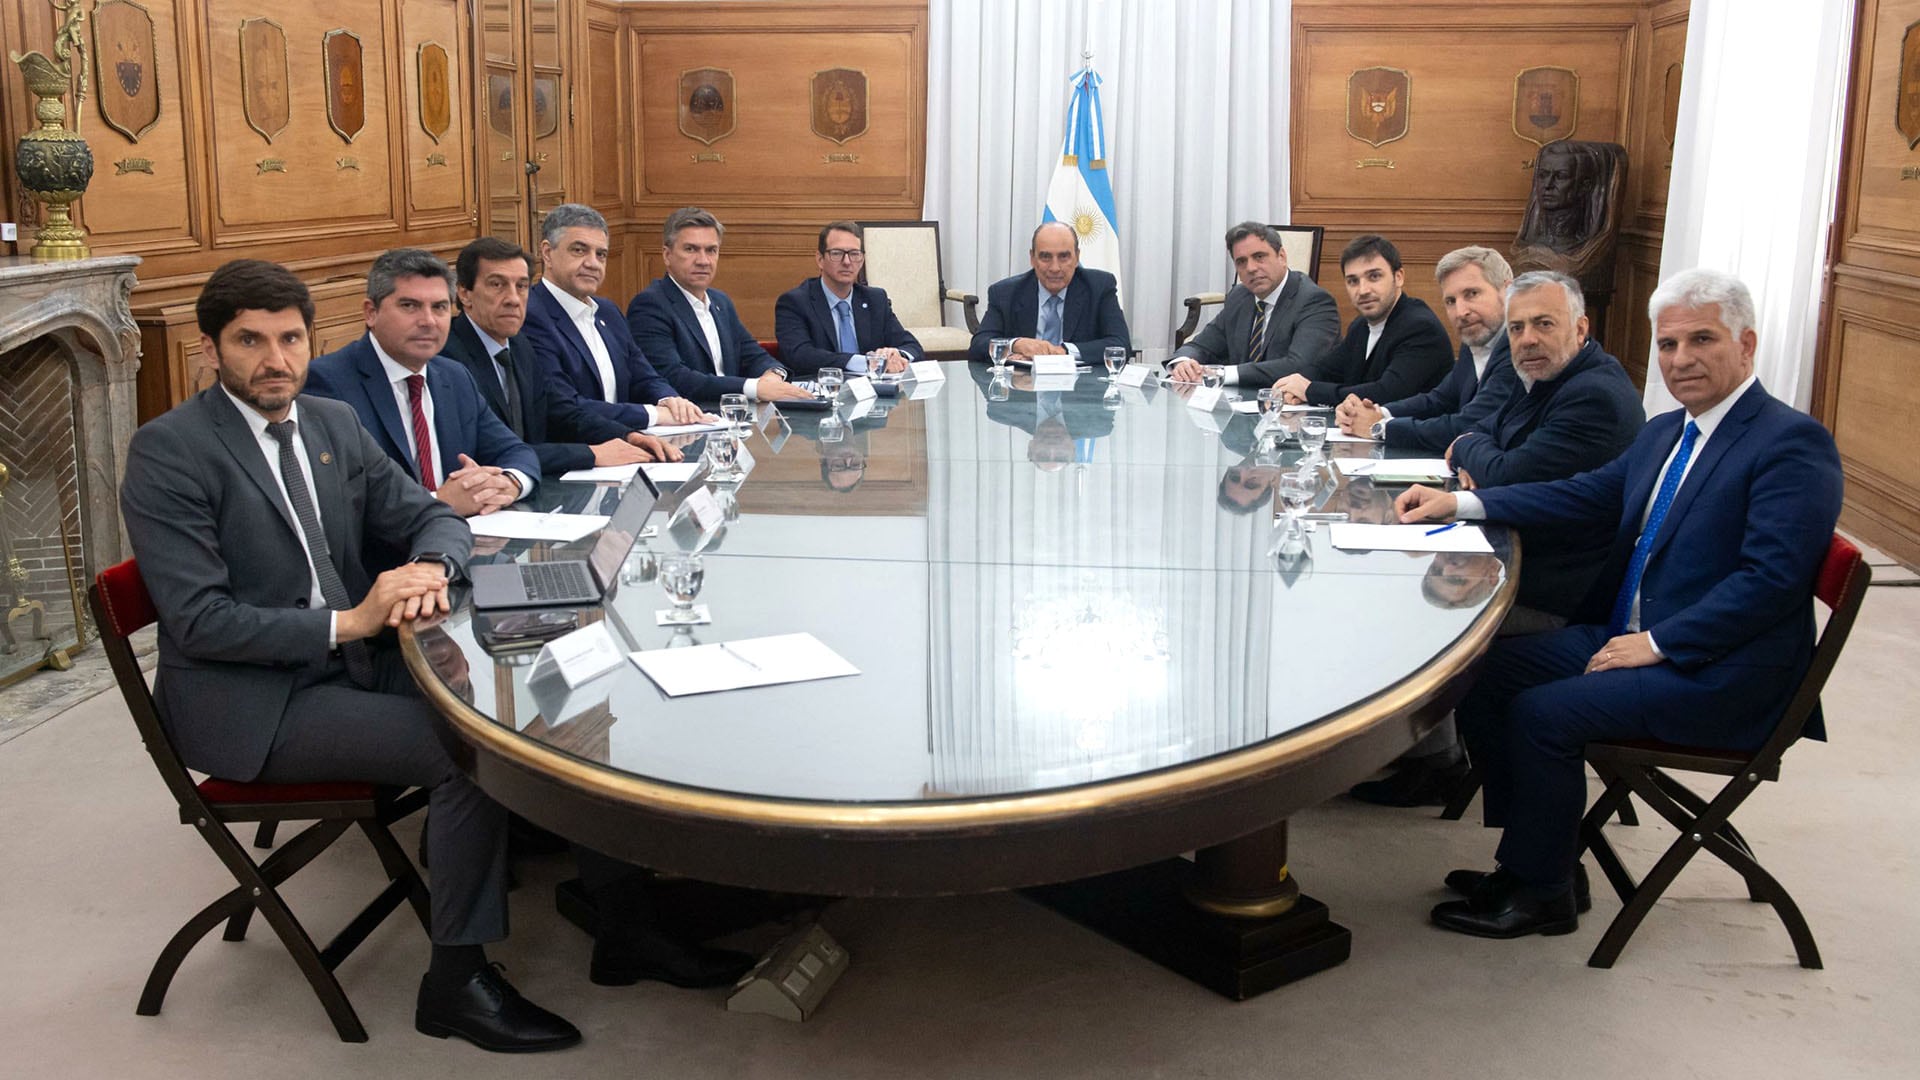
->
[835,299,859,355]
[1040,293,1064,345]
[1608,420,1700,636]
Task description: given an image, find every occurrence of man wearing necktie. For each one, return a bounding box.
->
[440,237,681,479]
[773,220,925,377]
[119,260,580,1052]
[1168,221,1339,386]
[1394,269,1843,940]
[968,221,1130,363]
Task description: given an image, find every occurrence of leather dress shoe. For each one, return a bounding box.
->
[1430,869,1579,939]
[415,964,581,1053]
[590,931,758,989]
[1348,757,1471,808]
[1445,863,1592,913]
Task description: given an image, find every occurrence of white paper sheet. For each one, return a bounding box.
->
[1229,400,1263,414]
[1335,457,1450,479]
[1327,430,1380,443]
[1328,523,1494,554]
[628,632,861,697]
[647,420,729,437]
[559,463,642,483]
[641,461,704,485]
[466,511,608,542]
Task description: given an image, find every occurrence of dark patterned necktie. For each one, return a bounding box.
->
[265,420,374,688]
[1608,420,1701,636]
[405,374,438,491]
[1247,298,1271,365]
[495,348,525,435]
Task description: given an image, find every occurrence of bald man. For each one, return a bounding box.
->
[969,222,1131,363]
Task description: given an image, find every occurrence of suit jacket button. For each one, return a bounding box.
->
[294,598,309,609]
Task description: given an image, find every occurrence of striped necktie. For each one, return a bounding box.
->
[405,373,438,491]
[265,420,375,688]
[1247,298,1271,365]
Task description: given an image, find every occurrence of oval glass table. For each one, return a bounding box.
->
[405,358,1516,998]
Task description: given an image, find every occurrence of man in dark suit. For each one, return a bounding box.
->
[1396,269,1843,939]
[305,249,538,522]
[968,221,1130,363]
[441,237,681,477]
[119,260,578,1052]
[773,220,925,377]
[1271,233,1452,407]
[1338,246,1520,452]
[521,203,707,431]
[1168,221,1340,386]
[627,206,813,404]
[1349,271,1642,809]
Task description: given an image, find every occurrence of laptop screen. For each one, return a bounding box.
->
[584,472,663,589]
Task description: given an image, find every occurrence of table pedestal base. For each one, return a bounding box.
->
[1023,822,1349,1000]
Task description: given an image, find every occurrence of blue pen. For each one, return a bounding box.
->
[1425,521,1462,536]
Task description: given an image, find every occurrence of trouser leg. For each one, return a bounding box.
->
[1403,605,1568,764]
[1454,624,1607,828]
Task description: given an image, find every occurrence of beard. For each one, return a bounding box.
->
[217,361,304,414]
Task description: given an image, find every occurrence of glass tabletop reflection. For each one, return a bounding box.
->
[412,360,1511,805]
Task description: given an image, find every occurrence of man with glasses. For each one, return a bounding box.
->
[627,206,813,403]
[775,221,924,377]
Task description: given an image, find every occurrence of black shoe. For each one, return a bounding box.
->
[415,963,581,1053]
[1444,863,1592,913]
[1430,870,1580,939]
[590,931,758,989]
[1349,757,1471,808]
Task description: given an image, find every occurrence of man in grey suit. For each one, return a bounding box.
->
[119,260,579,1054]
[1169,221,1340,386]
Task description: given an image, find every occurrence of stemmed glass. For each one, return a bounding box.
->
[659,553,705,623]
[988,338,1013,375]
[719,393,751,438]
[1201,365,1226,391]
[703,429,739,481]
[866,350,897,382]
[1255,388,1280,432]
[816,366,844,401]
[1277,466,1317,545]
[1102,346,1127,382]
[1298,414,1329,470]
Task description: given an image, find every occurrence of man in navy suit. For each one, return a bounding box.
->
[968,222,1130,363]
[1338,246,1520,452]
[440,237,680,477]
[1396,269,1843,939]
[305,249,537,522]
[627,206,813,404]
[521,203,707,430]
[1272,234,1453,407]
[773,220,924,377]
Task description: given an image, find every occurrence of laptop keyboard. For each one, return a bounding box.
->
[525,561,595,601]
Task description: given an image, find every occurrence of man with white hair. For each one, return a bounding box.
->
[1394,268,1843,940]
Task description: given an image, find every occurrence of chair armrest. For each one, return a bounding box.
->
[1174,292,1226,349]
[945,288,980,334]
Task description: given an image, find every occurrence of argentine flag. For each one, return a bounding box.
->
[1042,67,1122,301]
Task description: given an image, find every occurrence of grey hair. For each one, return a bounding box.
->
[1648,267,1756,339]
[1436,246,1513,291]
[663,206,724,247]
[366,248,454,306]
[541,203,609,247]
[1505,270,1585,323]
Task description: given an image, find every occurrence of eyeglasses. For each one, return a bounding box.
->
[823,249,865,263]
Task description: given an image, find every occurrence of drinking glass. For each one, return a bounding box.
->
[1201,366,1225,391]
[619,544,657,587]
[986,371,1012,402]
[704,430,739,481]
[1278,467,1317,539]
[1102,346,1127,382]
[866,351,897,381]
[1255,388,1280,430]
[719,393,751,436]
[1298,414,1328,463]
[659,553,705,623]
[818,412,846,443]
[817,367,844,400]
[988,338,1013,373]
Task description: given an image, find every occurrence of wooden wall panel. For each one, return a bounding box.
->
[1292,1,1641,339]
[202,1,397,234]
[583,4,627,212]
[398,0,473,222]
[1816,0,1920,566]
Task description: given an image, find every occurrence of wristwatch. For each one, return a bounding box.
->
[1370,419,1389,440]
[410,551,465,585]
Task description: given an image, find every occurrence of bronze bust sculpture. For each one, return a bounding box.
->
[1511,140,1628,304]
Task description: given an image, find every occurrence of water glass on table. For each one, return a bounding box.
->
[658,553,705,624]
[817,366,844,401]
[1298,414,1328,464]
[988,338,1013,374]
[704,429,739,481]
[719,393,751,437]
[1201,366,1226,391]
[1103,346,1127,382]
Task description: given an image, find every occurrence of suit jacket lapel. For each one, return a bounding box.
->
[1646,385,1765,564]
[300,407,351,562]
[668,285,714,368]
[711,292,737,376]
[541,289,606,397]
[204,390,300,540]
[450,319,509,417]
[1063,271,1089,341]
[1012,272,1039,337]
[354,339,413,468]
[426,361,462,474]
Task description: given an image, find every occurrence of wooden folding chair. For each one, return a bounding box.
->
[91,559,431,1042]
[1579,534,1870,969]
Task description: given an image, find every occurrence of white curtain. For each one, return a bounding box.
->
[924,0,1291,353]
[1648,0,1856,414]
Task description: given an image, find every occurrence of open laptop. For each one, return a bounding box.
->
[470,472,662,610]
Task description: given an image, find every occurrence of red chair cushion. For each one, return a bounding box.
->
[95,559,157,639]
[1814,535,1862,611]
[759,340,781,360]
[197,778,376,804]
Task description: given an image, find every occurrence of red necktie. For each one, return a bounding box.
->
[405,373,438,491]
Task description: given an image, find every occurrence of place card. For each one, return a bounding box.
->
[1116,364,1150,387]
[1032,356,1078,375]
[846,376,877,401]
[533,622,625,689]
[735,444,756,477]
[908,360,946,383]
[683,486,726,532]
[1186,385,1225,412]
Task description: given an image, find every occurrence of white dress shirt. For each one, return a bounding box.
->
[671,276,759,400]
[371,337,534,498]
[218,384,335,646]
[541,278,661,425]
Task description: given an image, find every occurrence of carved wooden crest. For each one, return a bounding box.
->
[533,75,560,139]
[238,17,290,144]
[1899,21,1920,151]
[1513,66,1579,147]
[322,29,364,144]
[810,67,868,144]
[93,0,161,142]
[1346,67,1409,148]
[677,67,735,145]
[418,41,451,143]
[1661,63,1683,149]
[487,74,514,138]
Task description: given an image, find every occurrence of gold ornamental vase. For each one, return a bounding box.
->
[9,1,93,260]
